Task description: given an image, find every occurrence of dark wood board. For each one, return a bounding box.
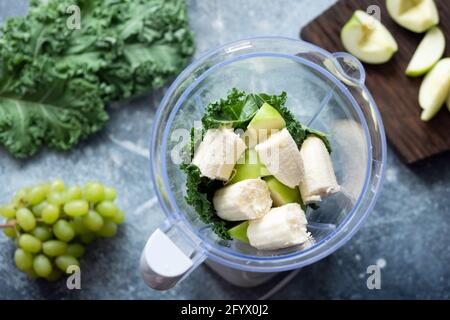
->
[301,0,450,164]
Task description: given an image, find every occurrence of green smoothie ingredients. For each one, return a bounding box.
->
[181,89,340,250]
[0,180,125,280]
[0,0,194,158]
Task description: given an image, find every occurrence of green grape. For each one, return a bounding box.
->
[96,201,118,218]
[0,204,16,219]
[16,208,36,232]
[32,226,52,241]
[40,183,51,195]
[65,186,82,201]
[43,240,68,257]
[104,187,117,201]
[111,209,125,225]
[32,201,47,217]
[80,232,95,244]
[50,180,65,192]
[19,234,42,253]
[71,216,89,235]
[83,210,104,231]
[96,220,118,238]
[67,243,85,258]
[33,254,53,277]
[84,182,105,203]
[3,226,17,238]
[47,191,66,206]
[41,204,60,224]
[53,220,75,242]
[14,249,33,271]
[46,269,63,281]
[25,186,46,205]
[13,188,28,206]
[55,255,79,272]
[64,200,89,217]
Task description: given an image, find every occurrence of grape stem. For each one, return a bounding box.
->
[0,219,16,228]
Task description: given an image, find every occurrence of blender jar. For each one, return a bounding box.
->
[140,37,387,290]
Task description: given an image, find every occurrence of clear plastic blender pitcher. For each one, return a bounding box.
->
[140,37,387,290]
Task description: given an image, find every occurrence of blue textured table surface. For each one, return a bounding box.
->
[1,0,449,299]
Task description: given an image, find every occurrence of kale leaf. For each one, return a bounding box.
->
[181,163,232,240]
[0,0,194,158]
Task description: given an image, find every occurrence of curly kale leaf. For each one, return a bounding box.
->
[0,0,194,158]
[202,88,260,130]
[0,65,108,158]
[181,164,232,240]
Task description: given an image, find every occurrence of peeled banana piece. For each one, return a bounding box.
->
[299,136,340,204]
[213,179,272,221]
[192,128,246,181]
[247,203,310,250]
[255,128,304,188]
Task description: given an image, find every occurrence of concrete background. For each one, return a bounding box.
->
[0,0,449,299]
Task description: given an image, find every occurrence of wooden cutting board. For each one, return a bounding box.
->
[301,0,450,164]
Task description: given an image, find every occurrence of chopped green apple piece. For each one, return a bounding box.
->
[245,102,286,146]
[264,176,303,208]
[386,0,439,33]
[406,27,446,76]
[228,149,270,184]
[228,221,249,244]
[419,58,450,121]
[341,10,398,64]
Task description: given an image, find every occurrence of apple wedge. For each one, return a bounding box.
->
[264,176,303,208]
[419,58,450,121]
[245,102,286,147]
[228,149,270,184]
[406,27,446,77]
[386,0,439,33]
[341,10,398,64]
[228,221,249,243]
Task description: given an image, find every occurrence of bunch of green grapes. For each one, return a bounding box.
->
[0,180,125,280]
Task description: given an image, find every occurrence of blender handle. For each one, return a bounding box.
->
[139,219,207,290]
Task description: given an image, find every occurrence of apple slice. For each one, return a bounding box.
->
[386,0,439,33]
[419,58,450,121]
[264,176,303,208]
[228,221,249,243]
[406,27,446,77]
[228,149,270,184]
[245,102,286,146]
[341,10,398,64]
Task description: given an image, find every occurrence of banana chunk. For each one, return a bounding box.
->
[255,128,303,188]
[299,136,340,204]
[247,203,310,250]
[213,179,272,221]
[192,128,246,181]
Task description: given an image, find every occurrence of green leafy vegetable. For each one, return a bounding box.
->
[202,89,260,130]
[0,0,194,158]
[181,164,232,240]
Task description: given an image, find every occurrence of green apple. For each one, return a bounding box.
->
[419,58,450,121]
[245,102,286,146]
[228,221,249,243]
[386,0,439,33]
[406,27,446,77]
[264,176,303,207]
[228,149,270,184]
[341,10,398,64]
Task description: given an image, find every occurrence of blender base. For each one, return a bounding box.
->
[205,259,278,288]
